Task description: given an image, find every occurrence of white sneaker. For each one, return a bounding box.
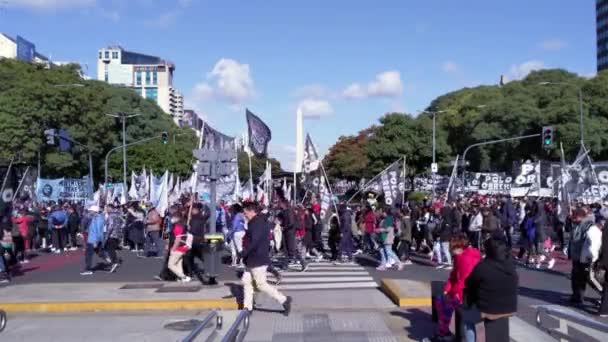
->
[404,260,413,265]
[180,276,192,283]
[444,265,453,270]
[547,258,556,269]
[536,263,541,269]
[435,264,445,269]
[539,255,546,263]
[54,250,61,254]
[69,247,78,251]
[20,260,30,264]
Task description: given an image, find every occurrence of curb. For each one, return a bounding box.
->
[380,279,431,307]
[0,299,238,313]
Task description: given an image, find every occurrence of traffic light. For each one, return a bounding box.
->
[161,131,168,145]
[542,126,554,148]
[44,129,56,145]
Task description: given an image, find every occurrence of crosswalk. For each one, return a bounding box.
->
[269,261,378,291]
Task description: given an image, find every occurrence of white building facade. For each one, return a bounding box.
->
[0,33,51,66]
[97,46,181,117]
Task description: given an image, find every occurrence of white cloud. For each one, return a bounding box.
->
[342,83,366,99]
[190,58,256,105]
[298,98,333,117]
[442,60,459,73]
[8,0,95,10]
[342,70,403,99]
[509,60,546,79]
[539,39,568,51]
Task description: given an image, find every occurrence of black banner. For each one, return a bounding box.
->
[246,109,271,157]
[364,160,405,206]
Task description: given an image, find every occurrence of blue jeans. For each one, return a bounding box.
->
[461,321,476,342]
[0,249,6,273]
[380,245,399,266]
[145,231,164,257]
[433,241,452,265]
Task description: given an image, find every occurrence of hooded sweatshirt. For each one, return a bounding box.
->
[443,246,481,300]
[465,256,518,315]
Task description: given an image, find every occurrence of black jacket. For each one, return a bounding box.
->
[68,212,80,232]
[465,257,518,315]
[189,213,207,238]
[600,221,608,270]
[242,214,271,268]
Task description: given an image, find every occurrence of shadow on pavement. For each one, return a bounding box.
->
[390,308,435,341]
[224,282,243,305]
[518,286,602,316]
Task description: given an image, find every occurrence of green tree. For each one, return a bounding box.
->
[0,59,197,183]
[324,128,372,180]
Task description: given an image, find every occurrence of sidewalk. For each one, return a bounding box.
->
[0,281,238,313]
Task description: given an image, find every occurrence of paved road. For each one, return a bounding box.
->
[4,246,608,341]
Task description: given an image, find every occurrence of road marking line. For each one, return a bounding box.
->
[278,282,378,290]
[271,271,370,277]
[0,299,238,313]
[270,276,374,283]
[303,266,364,271]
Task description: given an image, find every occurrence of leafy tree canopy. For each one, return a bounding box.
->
[324,69,608,180]
[0,59,197,183]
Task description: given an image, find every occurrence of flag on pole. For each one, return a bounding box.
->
[246,108,272,157]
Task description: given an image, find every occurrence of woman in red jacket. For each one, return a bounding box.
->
[12,209,34,264]
[429,234,481,341]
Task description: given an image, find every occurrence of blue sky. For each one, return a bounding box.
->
[1,0,597,171]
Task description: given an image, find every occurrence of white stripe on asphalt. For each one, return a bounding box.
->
[270,271,370,277]
[278,282,378,290]
[302,266,364,271]
[269,276,374,283]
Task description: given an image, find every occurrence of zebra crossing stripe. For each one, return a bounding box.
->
[303,266,364,271]
[270,276,374,283]
[272,271,369,277]
[278,282,378,291]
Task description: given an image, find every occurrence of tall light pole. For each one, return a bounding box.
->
[419,110,448,198]
[538,81,585,145]
[106,112,141,189]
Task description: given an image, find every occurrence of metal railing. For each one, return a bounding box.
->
[0,309,6,333]
[181,310,219,342]
[536,305,608,341]
[180,310,249,342]
[221,310,250,342]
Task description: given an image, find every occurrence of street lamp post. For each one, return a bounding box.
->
[538,81,585,145]
[104,135,164,184]
[106,112,141,190]
[419,110,448,198]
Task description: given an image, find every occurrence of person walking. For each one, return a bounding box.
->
[229,203,246,267]
[105,204,124,273]
[11,208,34,263]
[569,207,598,305]
[66,205,80,251]
[241,201,292,316]
[144,204,164,258]
[426,234,481,342]
[598,208,608,317]
[463,235,518,342]
[338,205,354,262]
[81,205,108,276]
[168,212,192,282]
[397,207,413,264]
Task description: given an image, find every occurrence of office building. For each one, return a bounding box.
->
[598,0,608,71]
[0,33,51,66]
[169,87,184,123]
[97,45,181,117]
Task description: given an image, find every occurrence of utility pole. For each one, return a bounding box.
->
[106,112,140,190]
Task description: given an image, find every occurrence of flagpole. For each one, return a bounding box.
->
[402,155,407,205]
[0,156,15,195]
[247,151,254,196]
[346,157,403,204]
[12,166,30,201]
[187,120,205,227]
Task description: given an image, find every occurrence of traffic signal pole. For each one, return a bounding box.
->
[104,134,167,184]
[461,133,541,185]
